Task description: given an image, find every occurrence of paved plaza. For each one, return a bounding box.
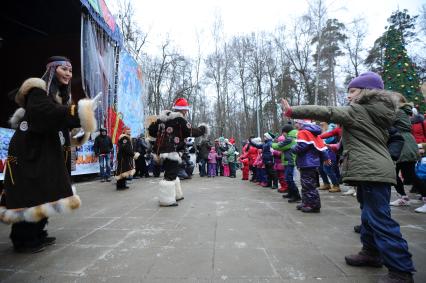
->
[0,173,425,282]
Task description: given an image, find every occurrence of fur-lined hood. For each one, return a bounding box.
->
[158,110,185,122]
[352,89,399,128]
[15,78,47,107]
[353,89,399,110]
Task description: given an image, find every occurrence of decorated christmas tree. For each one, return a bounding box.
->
[383,28,425,112]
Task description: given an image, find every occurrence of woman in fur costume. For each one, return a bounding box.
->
[148,98,209,207]
[115,128,140,190]
[1,56,98,253]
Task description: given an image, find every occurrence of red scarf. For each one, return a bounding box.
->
[297,129,327,151]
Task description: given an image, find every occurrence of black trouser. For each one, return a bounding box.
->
[135,156,148,177]
[116,178,127,189]
[163,159,180,181]
[228,162,236,177]
[250,165,257,181]
[395,161,416,196]
[265,163,278,187]
[217,159,223,176]
[10,218,48,248]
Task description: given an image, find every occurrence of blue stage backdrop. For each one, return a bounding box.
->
[116,50,145,137]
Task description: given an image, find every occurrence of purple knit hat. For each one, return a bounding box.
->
[347,71,384,90]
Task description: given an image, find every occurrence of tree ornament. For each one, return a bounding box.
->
[397,62,402,67]
[391,47,395,50]
[415,97,418,100]
[397,54,402,58]
[403,69,407,73]
[408,76,413,81]
[404,63,409,67]
[401,85,405,88]
[397,74,401,77]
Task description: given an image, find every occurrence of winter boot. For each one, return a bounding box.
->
[174,178,184,201]
[390,195,410,207]
[318,183,331,190]
[301,205,320,213]
[296,203,305,210]
[159,180,178,207]
[354,225,361,234]
[288,196,301,203]
[415,197,426,213]
[282,193,291,199]
[277,180,288,193]
[345,248,383,267]
[329,184,341,193]
[342,187,356,196]
[378,271,414,283]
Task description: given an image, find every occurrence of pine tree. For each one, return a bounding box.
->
[383,28,425,112]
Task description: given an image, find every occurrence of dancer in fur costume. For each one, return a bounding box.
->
[148,98,209,207]
[115,128,140,190]
[1,56,98,253]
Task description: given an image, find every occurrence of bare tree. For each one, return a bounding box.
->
[344,17,367,77]
[247,32,267,135]
[308,0,328,105]
[116,0,148,56]
[275,19,314,104]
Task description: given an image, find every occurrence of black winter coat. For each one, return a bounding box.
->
[0,78,96,224]
[94,134,113,155]
[148,110,209,162]
[115,134,136,180]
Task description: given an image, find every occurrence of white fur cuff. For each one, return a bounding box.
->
[134,152,141,160]
[78,99,97,133]
[9,108,26,129]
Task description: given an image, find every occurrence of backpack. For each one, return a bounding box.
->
[415,157,426,181]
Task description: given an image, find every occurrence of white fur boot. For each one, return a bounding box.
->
[175,177,184,201]
[159,180,177,207]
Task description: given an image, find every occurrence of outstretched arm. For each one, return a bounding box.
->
[281,98,354,127]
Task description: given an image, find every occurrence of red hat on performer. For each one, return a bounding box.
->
[172,98,190,111]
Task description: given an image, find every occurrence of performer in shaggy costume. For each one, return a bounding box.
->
[115,128,140,190]
[148,98,209,207]
[1,56,98,253]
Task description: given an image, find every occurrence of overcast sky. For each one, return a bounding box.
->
[106,0,424,57]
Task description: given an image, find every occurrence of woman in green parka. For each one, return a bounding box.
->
[281,71,415,283]
[390,98,420,207]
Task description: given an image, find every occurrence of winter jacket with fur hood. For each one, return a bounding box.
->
[148,110,209,163]
[286,89,398,185]
[393,104,418,163]
[0,78,97,224]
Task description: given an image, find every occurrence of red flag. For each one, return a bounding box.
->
[107,107,125,144]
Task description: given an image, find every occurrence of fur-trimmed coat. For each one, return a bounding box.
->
[115,134,138,180]
[287,89,399,185]
[148,110,209,163]
[0,78,97,224]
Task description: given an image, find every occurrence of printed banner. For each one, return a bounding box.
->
[72,140,100,175]
[0,128,15,181]
[117,50,145,137]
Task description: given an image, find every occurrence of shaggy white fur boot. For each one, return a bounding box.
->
[175,178,184,201]
[159,180,177,207]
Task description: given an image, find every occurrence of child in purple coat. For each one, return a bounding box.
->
[208,147,218,177]
[293,122,329,213]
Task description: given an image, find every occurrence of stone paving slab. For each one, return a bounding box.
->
[0,172,425,282]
